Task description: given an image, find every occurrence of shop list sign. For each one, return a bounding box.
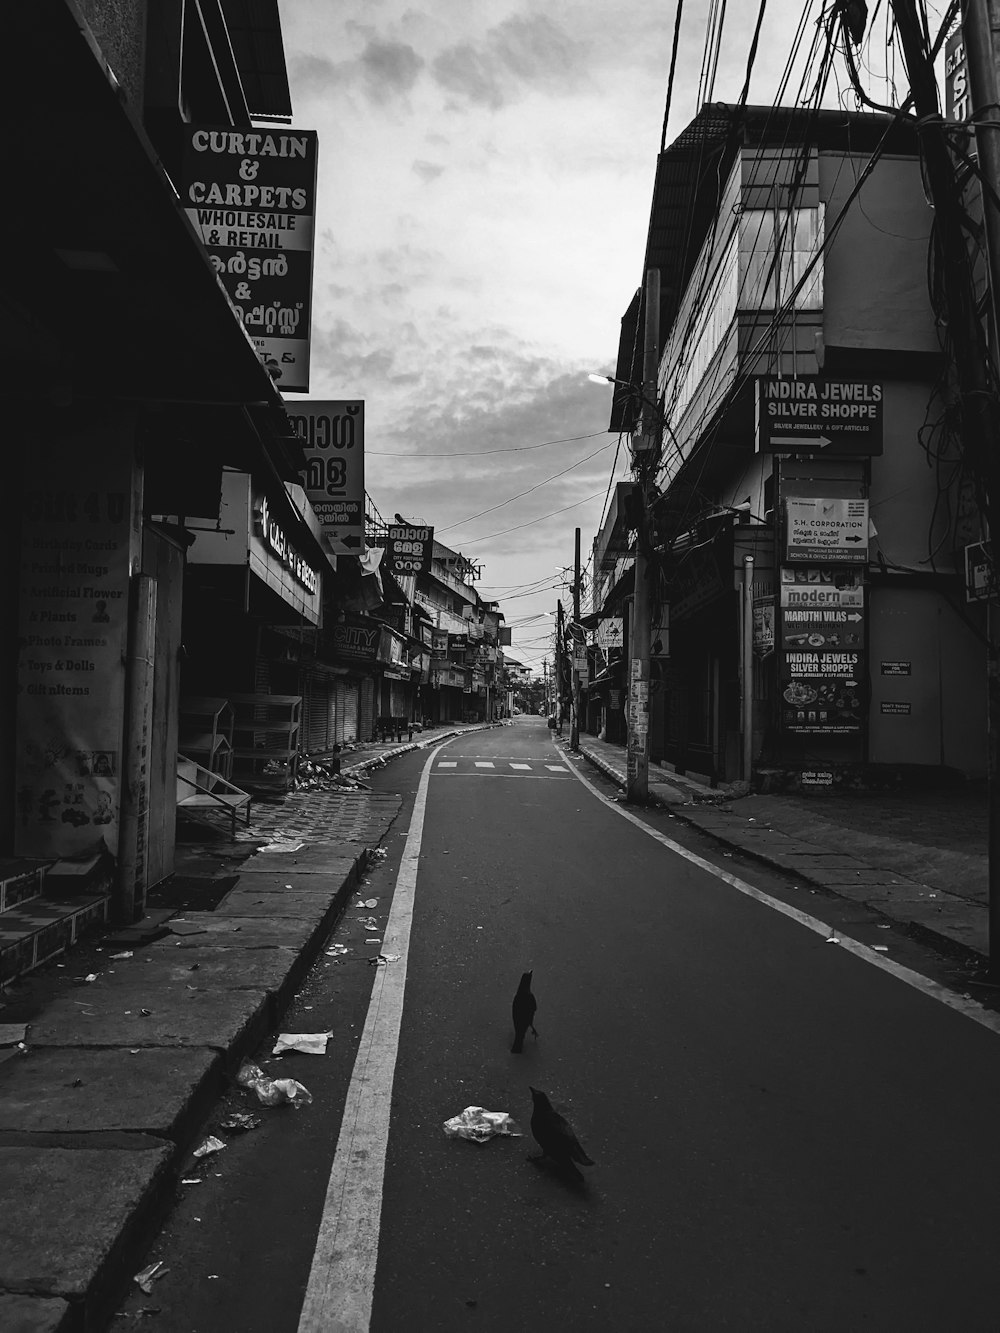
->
[15,438,134,858]
[182,127,318,392]
[778,569,865,734]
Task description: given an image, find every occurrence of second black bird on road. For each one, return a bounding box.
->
[510,970,538,1053]
[528,1087,595,1183]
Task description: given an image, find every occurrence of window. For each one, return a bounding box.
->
[739,206,824,310]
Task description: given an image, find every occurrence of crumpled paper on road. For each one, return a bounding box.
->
[443,1106,522,1143]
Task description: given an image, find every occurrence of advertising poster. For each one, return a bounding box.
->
[15,439,135,858]
[182,126,319,391]
[779,567,866,733]
[288,400,365,555]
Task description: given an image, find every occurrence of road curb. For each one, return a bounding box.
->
[572,745,987,967]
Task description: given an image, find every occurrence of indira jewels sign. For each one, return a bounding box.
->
[756,377,883,454]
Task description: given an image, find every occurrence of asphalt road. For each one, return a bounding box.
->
[116,717,1000,1331]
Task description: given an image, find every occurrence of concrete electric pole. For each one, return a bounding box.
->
[626,267,661,803]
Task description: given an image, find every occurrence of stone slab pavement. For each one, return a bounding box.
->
[569,734,990,961]
[0,721,498,1329]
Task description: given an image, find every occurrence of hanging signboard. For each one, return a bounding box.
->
[181,127,319,391]
[756,377,883,454]
[780,606,864,651]
[287,401,365,556]
[385,525,434,577]
[785,497,869,564]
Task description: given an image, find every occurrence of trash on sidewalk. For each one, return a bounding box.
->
[219,1111,262,1134]
[357,915,378,928]
[236,1058,313,1108]
[272,1031,332,1056]
[368,953,400,966]
[258,839,305,854]
[366,937,382,944]
[192,1135,226,1158]
[109,951,134,960]
[134,1260,169,1295]
[83,973,98,983]
[326,943,349,956]
[368,847,387,860]
[359,898,379,908]
[443,1106,523,1143]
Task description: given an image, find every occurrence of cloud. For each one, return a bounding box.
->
[360,37,424,102]
[431,13,589,110]
[412,159,446,183]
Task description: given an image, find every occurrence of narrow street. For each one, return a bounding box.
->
[115,717,1000,1332]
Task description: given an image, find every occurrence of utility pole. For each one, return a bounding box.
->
[556,599,566,737]
[571,527,581,752]
[626,267,660,803]
[960,0,1000,974]
[892,0,1000,972]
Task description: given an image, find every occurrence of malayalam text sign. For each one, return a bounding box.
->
[786,497,869,564]
[385,525,434,578]
[756,376,883,454]
[182,127,319,391]
[288,401,365,554]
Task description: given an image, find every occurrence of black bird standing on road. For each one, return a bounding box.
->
[510,970,538,1053]
[528,1086,594,1182]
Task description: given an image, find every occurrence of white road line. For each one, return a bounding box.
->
[509,763,531,770]
[297,743,439,1333]
[437,761,457,768]
[474,761,495,768]
[545,765,567,772]
[567,758,1000,1038]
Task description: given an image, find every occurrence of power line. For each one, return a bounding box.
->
[367,430,608,458]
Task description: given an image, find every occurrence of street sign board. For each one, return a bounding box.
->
[785,497,869,564]
[964,540,992,602]
[181,126,319,392]
[779,567,864,609]
[756,376,883,454]
[287,400,365,556]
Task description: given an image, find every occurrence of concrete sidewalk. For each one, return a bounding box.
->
[567,733,989,962]
[0,722,498,1332]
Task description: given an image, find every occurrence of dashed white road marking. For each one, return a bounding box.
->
[474,761,495,768]
[545,764,567,772]
[509,763,531,770]
[565,753,1000,1038]
[436,761,457,768]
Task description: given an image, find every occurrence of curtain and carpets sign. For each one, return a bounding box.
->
[181,127,319,392]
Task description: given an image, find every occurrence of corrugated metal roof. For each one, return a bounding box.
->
[221,0,293,120]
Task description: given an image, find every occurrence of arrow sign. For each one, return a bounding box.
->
[770,435,831,450]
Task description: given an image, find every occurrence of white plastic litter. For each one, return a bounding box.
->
[192,1135,226,1158]
[443,1106,523,1143]
[236,1059,313,1108]
[272,1032,332,1056]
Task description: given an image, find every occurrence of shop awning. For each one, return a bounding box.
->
[4,2,288,408]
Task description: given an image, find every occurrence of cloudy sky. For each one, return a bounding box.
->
[276,0,921,673]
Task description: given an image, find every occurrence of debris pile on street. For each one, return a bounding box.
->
[292,758,370,792]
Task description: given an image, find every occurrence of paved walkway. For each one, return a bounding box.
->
[0,722,496,1331]
[567,734,990,961]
